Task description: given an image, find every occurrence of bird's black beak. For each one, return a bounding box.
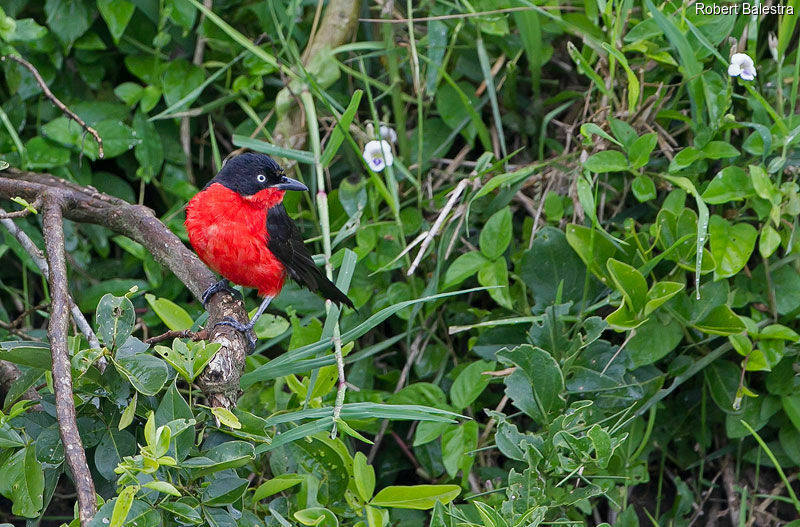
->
[275,176,308,192]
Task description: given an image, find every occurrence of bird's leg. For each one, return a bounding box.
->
[201,279,242,309]
[214,296,273,351]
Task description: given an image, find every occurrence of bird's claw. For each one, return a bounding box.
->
[202,280,242,309]
[214,317,257,350]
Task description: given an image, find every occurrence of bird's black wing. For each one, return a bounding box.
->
[266,204,354,308]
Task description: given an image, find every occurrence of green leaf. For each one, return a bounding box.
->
[0,341,52,369]
[521,226,592,307]
[644,281,684,316]
[479,207,512,260]
[497,344,564,421]
[692,305,746,336]
[668,147,701,172]
[477,258,513,310]
[701,166,753,204]
[145,294,193,331]
[701,141,739,159]
[353,452,376,502]
[110,486,137,527]
[627,316,683,367]
[165,0,196,29]
[565,223,618,284]
[132,111,164,182]
[181,441,255,477]
[45,0,91,44]
[370,485,461,510]
[450,360,495,410]
[94,429,136,482]
[253,474,304,501]
[9,446,44,517]
[580,123,622,146]
[631,175,656,202]
[115,354,169,396]
[143,480,180,496]
[606,259,648,313]
[118,392,137,430]
[294,508,338,527]
[211,407,242,429]
[628,133,657,169]
[202,476,248,506]
[708,215,757,279]
[97,0,135,43]
[441,421,478,477]
[782,394,800,432]
[96,293,135,349]
[583,150,628,173]
[443,251,489,289]
[759,225,781,258]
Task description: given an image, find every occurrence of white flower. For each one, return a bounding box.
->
[379,124,397,143]
[728,53,757,81]
[362,140,393,172]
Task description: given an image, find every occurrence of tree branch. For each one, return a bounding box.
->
[0,168,250,408]
[0,195,42,219]
[0,55,104,158]
[41,194,97,525]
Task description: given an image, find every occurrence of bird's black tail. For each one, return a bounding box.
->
[317,274,355,309]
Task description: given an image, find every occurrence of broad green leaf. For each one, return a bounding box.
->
[701,141,739,159]
[479,207,512,260]
[708,216,757,279]
[110,486,137,527]
[628,133,657,169]
[631,175,656,201]
[644,281,684,316]
[701,166,753,204]
[759,225,781,258]
[782,394,800,432]
[143,480,180,496]
[450,360,495,410]
[565,223,618,284]
[115,354,169,396]
[443,251,489,289]
[370,485,461,510]
[95,429,136,482]
[253,474,304,501]
[294,508,338,527]
[583,150,628,173]
[477,258,513,309]
[693,305,746,336]
[211,407,242,429]
[145,294,193,331]
[202,476,248,506]
[606,259,647,312]
[96,293,135,349]
[0,341,52,369]
[353,452,376,502]
[441,421,478,477]
[97,0,135,42]
[497,345,564,421]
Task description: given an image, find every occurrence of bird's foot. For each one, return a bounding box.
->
[214,317,257,350]
[202,280,242,309]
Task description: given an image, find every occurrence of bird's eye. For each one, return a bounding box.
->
[256,174,267,183]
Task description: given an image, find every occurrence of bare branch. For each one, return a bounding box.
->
[0,55,104,158]
[0,169,249,407]
[41,194,97,525]
[0,195,43,219]
[145,328,208,345]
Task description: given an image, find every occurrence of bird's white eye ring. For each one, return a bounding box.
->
[256,174,266,183]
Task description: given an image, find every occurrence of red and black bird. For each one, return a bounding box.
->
[185,153,353,347]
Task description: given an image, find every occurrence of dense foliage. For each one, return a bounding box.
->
[1,0,799,526]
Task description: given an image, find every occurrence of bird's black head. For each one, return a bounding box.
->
[209,152,308,196]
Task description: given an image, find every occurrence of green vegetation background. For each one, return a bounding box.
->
[1,0,799,526]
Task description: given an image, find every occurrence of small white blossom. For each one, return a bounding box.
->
[379,125,397,143]
[362,140,393,172]
[728,53,757,81]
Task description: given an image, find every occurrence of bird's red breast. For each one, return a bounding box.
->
[185,183,288,297]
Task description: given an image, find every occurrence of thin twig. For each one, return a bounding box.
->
[42,195,97,525]
[0,195,42,219]
[407,178,470,275]
[1,55,103,158]
[144,328,207,345]
[0,208,101,351]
